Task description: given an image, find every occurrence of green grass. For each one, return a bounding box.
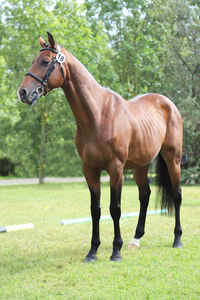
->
[0,182,200,300]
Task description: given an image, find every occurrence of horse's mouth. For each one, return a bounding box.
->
[18,87,44,106]
[29,89,44,106]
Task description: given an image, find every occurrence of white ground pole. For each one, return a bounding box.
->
[60,209,167,248]
[60,209,167,225]
[0,223,34,233]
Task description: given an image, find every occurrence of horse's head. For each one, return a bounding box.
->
[18,32,67,106]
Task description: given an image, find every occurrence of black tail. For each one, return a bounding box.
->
[155,153,174,214]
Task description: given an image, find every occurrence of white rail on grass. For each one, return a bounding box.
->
[0,223,34,233]
[60,209,167,225]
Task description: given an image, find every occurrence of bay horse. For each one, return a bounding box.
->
[18,32,183,262]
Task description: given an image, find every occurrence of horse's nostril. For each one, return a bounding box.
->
[19,88,27,97]
[18,88,28,103]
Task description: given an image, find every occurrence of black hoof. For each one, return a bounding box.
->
[173,239,183,248]
[110,251,122,262]
[84,255,97,263]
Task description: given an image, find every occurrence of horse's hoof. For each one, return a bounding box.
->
[84,255,97,263]
[128,238,140,249]
[110,256,122,262]
[128,243,139,249]
[110,251,122,262]
[173,241,183,248]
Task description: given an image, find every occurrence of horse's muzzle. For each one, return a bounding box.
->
[17,87,44,106]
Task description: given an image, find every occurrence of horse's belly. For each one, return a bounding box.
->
[126,133,164,168]
[125,148,160,169]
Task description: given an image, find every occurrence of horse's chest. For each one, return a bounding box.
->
[75,134,114,168]
[82,143,112,168]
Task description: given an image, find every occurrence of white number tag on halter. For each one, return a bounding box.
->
[56,52,66,63]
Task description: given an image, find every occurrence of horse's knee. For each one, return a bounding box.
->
[91,207,101,221]
[90,189,101,220]
[110,202,121,220]
[109,186,122,220]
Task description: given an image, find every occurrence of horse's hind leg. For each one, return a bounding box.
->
[164,155,183,248]
[83,166,101,262]
[129,165,151,248]
[172,185,183,248]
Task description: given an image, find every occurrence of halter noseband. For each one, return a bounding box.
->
[26,45,66,106]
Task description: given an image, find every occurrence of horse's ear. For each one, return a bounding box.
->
[47,32,55,49]
[39,36,47,48]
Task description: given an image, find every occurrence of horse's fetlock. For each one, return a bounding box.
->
[113,237,123,250]
[174,227,182,237]
[135,226,145,239]
[91,238,101,250]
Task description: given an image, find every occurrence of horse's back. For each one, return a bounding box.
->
[128,93,182,126]
[129,93,178,109]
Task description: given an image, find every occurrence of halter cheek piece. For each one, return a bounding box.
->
[25,45,66,106]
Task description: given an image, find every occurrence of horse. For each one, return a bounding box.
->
[18,32,183,262]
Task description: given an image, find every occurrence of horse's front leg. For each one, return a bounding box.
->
[83,166,101,262]
[108,161,124,262]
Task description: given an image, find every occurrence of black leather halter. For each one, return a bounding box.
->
[25,46,66,106]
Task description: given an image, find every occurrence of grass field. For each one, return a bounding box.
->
[0,181,200,299]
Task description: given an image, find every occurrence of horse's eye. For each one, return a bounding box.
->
[42,59,50,66]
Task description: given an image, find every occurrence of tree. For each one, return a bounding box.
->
[85,0,167,98]
[0,0,115,180]
[149,0,200,101]
[149,0,200,182]
[1,0,199,183]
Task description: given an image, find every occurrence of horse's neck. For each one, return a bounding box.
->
[62,51,104,130]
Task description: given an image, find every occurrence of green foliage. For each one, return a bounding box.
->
[0,0,114,178]
[85,0,166,98]
[150,0,200,101]
[0,0,199,182]
[176,97,200,184]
